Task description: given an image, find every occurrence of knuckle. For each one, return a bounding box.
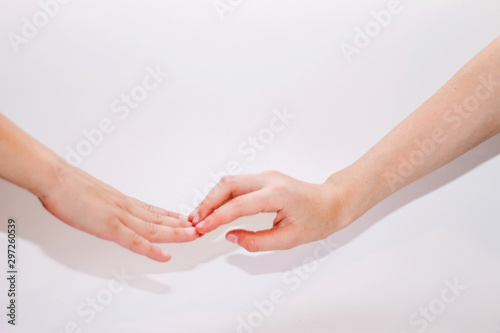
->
[220,175,233,185]
[151,213,163,224]
[114,199,128,212]
[231,196,245,208]
[262,170,281,177]
[143,202,154,212]
[150,243,157,257]
[146,222,159,238]
[147,243,155,257]
[229,198,245,216]
[104,217,122,241]
[272,183,289,194]
[244,235,260,252]
[171,228,181,239]
[131,232,143,247]
[219,175,238,191]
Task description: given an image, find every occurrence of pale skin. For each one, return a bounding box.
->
[2,39,499,260]
[191,36,500,252]
[0,114,199,262]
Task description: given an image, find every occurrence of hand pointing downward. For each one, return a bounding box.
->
[39,163,199,262]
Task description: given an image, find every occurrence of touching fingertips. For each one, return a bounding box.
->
[185,227,198,236]
[196,220,206,229]
[190,209,200,224]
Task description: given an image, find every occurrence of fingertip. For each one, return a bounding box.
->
[148,246,171,262]
[159,248,172,262]
[195,221,206,234]
[185,227,200,239]
[226,233,239,244]
[189,209,201,224]
[195,219,217,234]
[175,215,193,228]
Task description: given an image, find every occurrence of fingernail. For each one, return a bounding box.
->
[186,227,197,236]
[161,249,172,259]
[192,209,200,223]
[226,234,238,244]
[196,221,205,229]
[179,214,189,221]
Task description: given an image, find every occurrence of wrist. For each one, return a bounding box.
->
[320,168,358,230]
[323,161,391,227]
[30,153,72,199]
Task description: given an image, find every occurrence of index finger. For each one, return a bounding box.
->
[195,190,273,234]
[190,175,263,224]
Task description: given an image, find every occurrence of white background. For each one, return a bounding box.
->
[1,1,500,332]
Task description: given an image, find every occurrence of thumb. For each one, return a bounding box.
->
[226,226,296,252]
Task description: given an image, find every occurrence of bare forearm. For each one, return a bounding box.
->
[190,37,500,252]
[331,37,500,224]
[0,113,65,197]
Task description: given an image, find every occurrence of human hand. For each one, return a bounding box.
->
[189,171,351,252]
[38,162,198,262]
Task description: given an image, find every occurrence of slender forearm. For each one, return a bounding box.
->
[188,38,500,252]
[331,37,500,224]
[0,113,64,197]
